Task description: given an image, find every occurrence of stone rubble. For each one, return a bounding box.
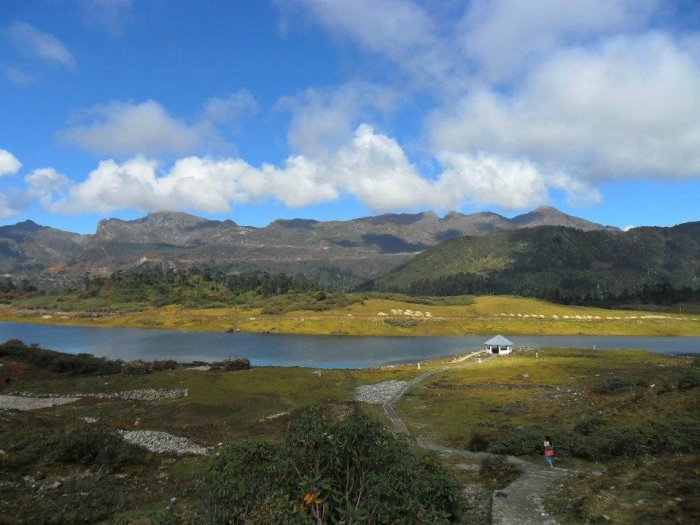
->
[118,430,211,455]
[7,388,188,401]
[0,395,78,411]
[355,380,409,404]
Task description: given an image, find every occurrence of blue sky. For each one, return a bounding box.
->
[1,0,699,233]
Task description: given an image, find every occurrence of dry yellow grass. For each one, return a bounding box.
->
[1,295,698,336]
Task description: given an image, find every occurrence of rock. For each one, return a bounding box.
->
[118,430,211,455]
[355,380,409,404]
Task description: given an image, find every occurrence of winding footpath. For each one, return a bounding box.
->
[382,354,572,525]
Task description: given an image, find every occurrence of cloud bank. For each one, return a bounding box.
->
[6,1,700,219]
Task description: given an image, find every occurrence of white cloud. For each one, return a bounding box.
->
[25,167,71,207]
[435,152,549,210]
[0,195,21,218]
[203,89,258,124]
[278,82,398,158]
[47,126,430,213]
[430,33,700,181]
[1,63,33,85]
[39,124,600,215]
[0,150,22,176]
[58,94,258,157]
[58,100,212,156]
[286,0,451,84]
[76,0,134,36]
[9,22,76,70]
[333,124,441,210]
[460,0,659,82]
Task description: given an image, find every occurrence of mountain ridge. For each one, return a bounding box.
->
[370,222,700,304]
[1,207,618,290]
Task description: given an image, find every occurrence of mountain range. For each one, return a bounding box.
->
[0,206,615,290]
[371,222,700,304]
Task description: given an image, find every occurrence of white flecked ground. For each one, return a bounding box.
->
[8,388,188,401]
[355,380,408,404]
[118,430,211,455]
[0,395,78,411]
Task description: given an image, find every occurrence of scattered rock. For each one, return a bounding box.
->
[8,389,188,401]
[355,380,409,404]
[118,430,211,455]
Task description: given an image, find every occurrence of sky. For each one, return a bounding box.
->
[1,0,699,234]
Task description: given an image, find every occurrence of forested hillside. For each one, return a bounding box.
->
[370,222,700,307]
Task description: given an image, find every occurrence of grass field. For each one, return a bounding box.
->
[2,294,699,336]
[1,344,698,523]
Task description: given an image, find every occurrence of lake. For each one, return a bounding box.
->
[1,322,698,369]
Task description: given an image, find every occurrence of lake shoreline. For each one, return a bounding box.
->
[1,305,699,338]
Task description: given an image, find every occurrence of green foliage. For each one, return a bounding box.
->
[384,318,418,328]
[676,366,700,389]
[18,264,323,312]
[479,414,700,461]
[174,405,465,524]
[55,426,149,468]
[0,338,122,375]
[260,291,361,314]
[550,456,700,525]
[371,224,700,307]
[478,456,522,489]
[594,376,649,394]
[0,419,149,475]
[467,432,490,452]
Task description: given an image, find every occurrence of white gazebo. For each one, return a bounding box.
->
[484,335,513,355]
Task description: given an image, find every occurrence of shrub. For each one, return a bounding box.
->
[468,432,490,452]
[1,421,149,475]
[190,405,465,524]
[479,456,522,489]
[384,318,418,328]
[0,339,122,376]
[676,367,700,390]
[56,426,148,469]
[488,427,549,456]
[571,426,643,460]
[594,376,648,394]
[641,418,700,454]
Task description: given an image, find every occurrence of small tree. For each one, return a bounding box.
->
[183,405,465,524]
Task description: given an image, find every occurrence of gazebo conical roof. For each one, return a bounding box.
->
[484,335,514,346]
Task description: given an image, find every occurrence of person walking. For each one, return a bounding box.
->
[543,436,554,468]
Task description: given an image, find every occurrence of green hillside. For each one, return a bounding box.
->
[370,222,700,307]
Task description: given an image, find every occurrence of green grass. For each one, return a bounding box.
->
[547,456,700,524]
[1,346,698,523]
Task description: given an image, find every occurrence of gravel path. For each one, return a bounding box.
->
[381,352,573,525]
[0,394,78,411]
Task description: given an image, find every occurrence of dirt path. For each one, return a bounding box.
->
[382,354,572,525]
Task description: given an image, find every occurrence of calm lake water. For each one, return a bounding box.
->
[1,322,698,369]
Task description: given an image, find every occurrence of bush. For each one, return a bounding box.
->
[1,421,149,475]
[488,427,550,456]
[0,339,121,376]
[384,318,418,328]
[186,405,465,524]
[479,456,522,489]
[676,367,700,390]
[570,425,643,460]
[468,432,490,452]
[56,426,148,469]
[595,376,648,394]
